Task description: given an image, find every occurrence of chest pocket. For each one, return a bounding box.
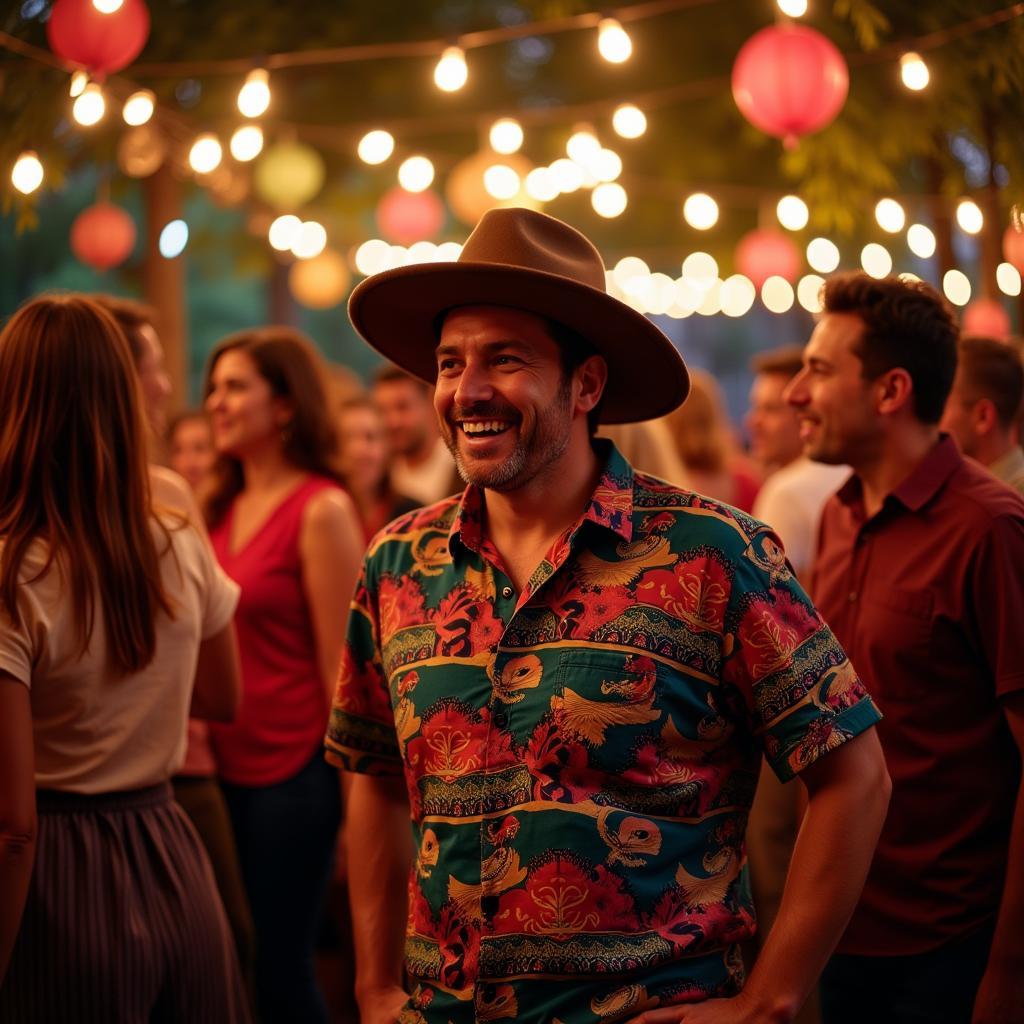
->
[862,587,934,701]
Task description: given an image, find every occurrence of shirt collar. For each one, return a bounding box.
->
[989,445,1024,485]
[448,438,635,557]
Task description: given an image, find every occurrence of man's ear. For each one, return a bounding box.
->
[574,355,608,415]
[971,397,998,438]
[875,367,914,417]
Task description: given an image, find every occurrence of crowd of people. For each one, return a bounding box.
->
[1,206,1022,1024]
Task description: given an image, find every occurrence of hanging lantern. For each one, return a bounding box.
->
[376,187,445,244]
[288,249,351,310]
[116,124,166,178]
[254,141,325,209]
[47,0,150,77]
[735,228,801,288]
[70,202,136,270]
[962,298,1011,340]
[445,150,537,227]
[1002,224,1024,274]
[732,25,848,148]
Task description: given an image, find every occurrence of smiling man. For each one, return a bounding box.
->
[787,272,1024,1024]
[326,209,888,1024]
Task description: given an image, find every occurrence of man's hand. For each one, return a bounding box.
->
[357,983,410,1024]
[626,990,791,1024]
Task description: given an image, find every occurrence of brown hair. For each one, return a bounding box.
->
[0,294,173,674]
[90,293,158,366]
[663,368,729,473]
[750,344,805,380]
[203,326,341,527]
[957,335,1024,430]
[372,362,431,391]
[822,272,958,424]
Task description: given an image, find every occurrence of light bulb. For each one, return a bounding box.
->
[72,82,105,126]
[900,52,929,91]
[355,239,392,276]
[613,256,650,291]
[591,182,627,218]
[720,275,756,317]
[612,104,646,139]
[997,263,1021,297]
[776,0,807,15]
[158,220,188,259]
[489,118,523,155]
[237,68,270,118]
[525,167,558,202]
[776,195,809,230]
[483,164,520,201]
[434,46,468,92]
[566,130,602,167]
[291,220,327,260]
[797,274,826,313]
[122,89,155,126]
[942,269,971,306]
[549,158,584,194]
[594,149,622,183]
[875,198,906,233]
[683,192,719,230]
[398,155,434,192]
[11,151,44,195]
[357,130,395,165]
[69,70,89,98]
[682,252,718,290]
[597,18,632,63]
[92,0,124,12]
[806,237,839,273]
[761,276,795,313]
[230,125,264,162]
[860,243,892,279]
[906,223,936,259]
[956,199,983,235]
[189,133,223,175]
[269,215,302,252]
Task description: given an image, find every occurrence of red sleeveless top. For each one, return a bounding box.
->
[209,475,344,786]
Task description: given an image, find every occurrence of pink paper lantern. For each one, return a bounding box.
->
[47,0,150,77]
[1003,225,1024,274]
[962,298,1011,340]
[732,25,849,148]
[376,187,444,244]
[71,202,136,270]
[735,229,801,288]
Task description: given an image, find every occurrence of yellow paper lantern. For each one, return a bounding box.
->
[288,249,350,309]
[254,140,325,209]
[445,150,538,227]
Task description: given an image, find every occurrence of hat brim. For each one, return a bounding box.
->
[348,262,689,424]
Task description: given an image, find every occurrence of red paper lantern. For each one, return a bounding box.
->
[735,229,801,288]
[71,202,136,270]
[47,0,150,77]
[962,298,1011,340]
[376,187,444,244]
[1003,225,1024,273]
[732,25,849,149]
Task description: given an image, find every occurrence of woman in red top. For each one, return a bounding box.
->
[204,327,363,1024]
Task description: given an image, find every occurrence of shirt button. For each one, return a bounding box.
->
[493,711,509,728]
[501,585,514,599]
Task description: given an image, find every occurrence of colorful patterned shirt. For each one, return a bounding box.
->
[326,441,880,1024]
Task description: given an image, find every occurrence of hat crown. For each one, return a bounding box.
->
[460,207,607,293]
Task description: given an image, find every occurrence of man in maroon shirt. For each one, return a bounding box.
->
[786,272,1024,1024]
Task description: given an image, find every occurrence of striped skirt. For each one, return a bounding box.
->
[0,783,251,1023]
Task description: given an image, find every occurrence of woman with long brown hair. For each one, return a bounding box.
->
[203,327,363,1024]
[0,294,248,1021]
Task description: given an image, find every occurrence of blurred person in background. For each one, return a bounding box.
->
[599,418,690,485]
[372,364,460,505]
[662,367,761,511]
[204,327,364,1024]
[0,295,248,1022]
[336,396,418,542]
[168,410,217,494]
[940,335,1024,496]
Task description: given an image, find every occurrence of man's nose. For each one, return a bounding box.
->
[784,371,808,406]
[453,361,494,407]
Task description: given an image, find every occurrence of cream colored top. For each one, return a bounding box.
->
[0,516,239,793]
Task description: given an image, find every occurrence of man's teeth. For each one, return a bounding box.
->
[461,420,512,435]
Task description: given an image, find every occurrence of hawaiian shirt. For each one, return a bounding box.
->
[325,441,880,1024]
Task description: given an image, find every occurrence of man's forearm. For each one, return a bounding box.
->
[0,827,35,982]
[346,772,412,1001]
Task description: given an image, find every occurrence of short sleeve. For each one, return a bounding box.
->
[969,512,1024,699]
[179,522,239,639]
[0,595,35,687]
[722,524,881,782]
[324,556,403,775]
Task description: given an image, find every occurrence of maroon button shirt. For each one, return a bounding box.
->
[812,436,1024,956]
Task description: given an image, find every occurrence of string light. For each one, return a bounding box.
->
[797,274,826,313]
[683,193,719,230]
[566,129,602,167]
[489,118,524,155]
[761,276,795,313]
[682,252,718,290]
[942,269,971,306]
[269,215,302,252]
[398,155,434,192]
[776,195,809,231]
[720,275,756,317]
[230,125,264,162]
[875,198,906,233]
[672,277,700,314]
[900,52,930,91]
[92,0,124,12]
[72,82,106,126]
[906,223,936,259]
[69,70,89,98]
[158,220,188,259]
[861,243,892,278]
[483,164,520,200]
[11,151,44,195]
[189,133,223,174]
[525,167,559,202]
[592,182,627,218]
[550,158,584,193]
[806,238,840,273]
[355,238,392,275]
[997,263,1021,297]
[597,18,632,63]
[776,0,808,15]
[357,130,395,165]
[237,68,271,118]
[434,46,468,92]
[612,104,646,139]
[122,89,155,126]
[613,255,649,291]
[696,280,723,316]
[956,199,983,234]
[291,220,328,260]
[594,148,622,182]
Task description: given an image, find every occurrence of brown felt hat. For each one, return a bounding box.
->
[347,207,689,424]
